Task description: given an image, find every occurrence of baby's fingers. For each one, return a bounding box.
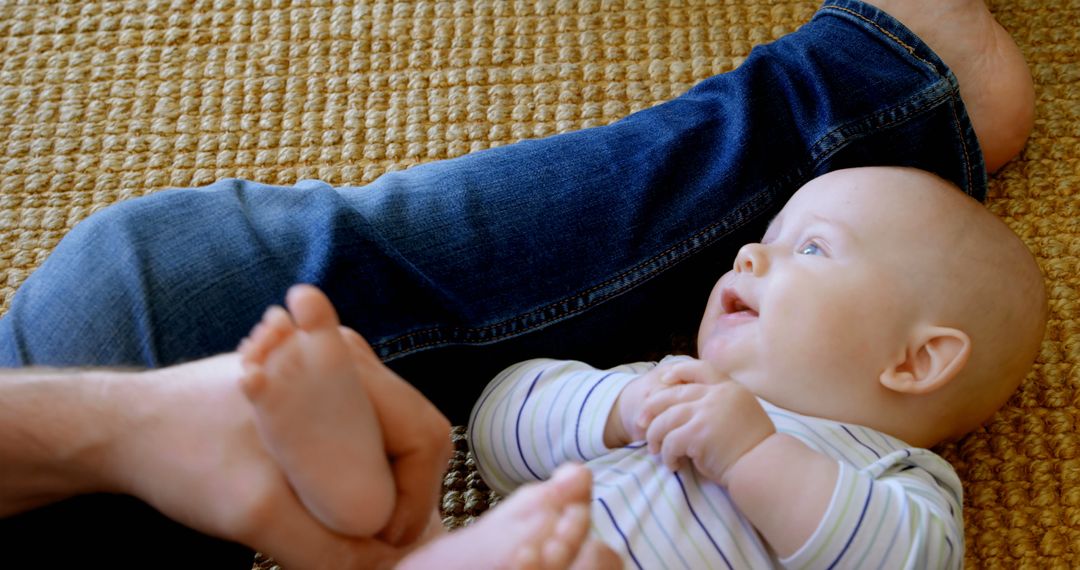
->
[645,403,694,455]
[659,424,700,471]
[660,360,728,386]
[637,383,709,430]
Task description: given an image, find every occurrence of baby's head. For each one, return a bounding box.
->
[697,167,1046,447]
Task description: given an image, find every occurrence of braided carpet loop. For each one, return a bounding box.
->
[1,1,1077,568]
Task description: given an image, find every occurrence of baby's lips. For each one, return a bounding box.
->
[720,286,758,316]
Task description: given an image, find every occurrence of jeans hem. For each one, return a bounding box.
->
[817,0,987,199]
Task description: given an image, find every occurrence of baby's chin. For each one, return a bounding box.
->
[695,347,833,415]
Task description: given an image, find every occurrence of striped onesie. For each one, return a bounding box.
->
[468,357,964,569]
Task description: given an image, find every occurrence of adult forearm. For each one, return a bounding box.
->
[0,368,135,516]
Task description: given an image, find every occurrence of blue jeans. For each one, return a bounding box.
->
[0,1,985,566]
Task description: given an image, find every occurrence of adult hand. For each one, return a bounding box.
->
[340,328,453,546]
[105,353,410,570]
[637,359,775,483]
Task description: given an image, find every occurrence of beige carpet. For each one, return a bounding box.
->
[1,1,1077,568]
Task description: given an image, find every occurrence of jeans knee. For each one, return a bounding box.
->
[1,189,220,366]
[62,192,177,256]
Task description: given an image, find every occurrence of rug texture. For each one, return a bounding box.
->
[1,0,1076,568]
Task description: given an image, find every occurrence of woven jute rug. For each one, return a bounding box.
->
[1,1,1076,568]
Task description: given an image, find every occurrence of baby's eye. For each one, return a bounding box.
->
[797,241,825,256]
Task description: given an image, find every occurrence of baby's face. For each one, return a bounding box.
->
[697,170,926,419]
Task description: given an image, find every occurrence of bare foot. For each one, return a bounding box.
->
[861,0,1035,172]
[398,464,621,570]
[238,284,395,536]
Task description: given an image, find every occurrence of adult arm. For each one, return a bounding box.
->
[0,368,126,516]
[0,356,418,569]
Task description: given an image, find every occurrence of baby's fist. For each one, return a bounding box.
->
[639,364,775,482]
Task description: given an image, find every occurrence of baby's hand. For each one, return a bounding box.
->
[637,359,775,483]
[612,359,690,445]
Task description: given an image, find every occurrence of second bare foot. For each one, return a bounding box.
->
[398,464,621,570]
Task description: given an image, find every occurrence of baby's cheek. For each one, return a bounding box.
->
[763,311,844,373]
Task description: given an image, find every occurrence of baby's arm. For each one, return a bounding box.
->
[602,356,690,448]
[641,359,963,567]
[633,359,836,556]
[468,358,646,495]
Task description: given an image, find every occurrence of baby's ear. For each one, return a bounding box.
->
[879,326,971,395]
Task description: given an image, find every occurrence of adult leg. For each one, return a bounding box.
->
[0,0,1026,565]
[2,2,993,396]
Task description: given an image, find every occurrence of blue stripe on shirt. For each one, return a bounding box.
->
[674,472,733,570]
[597,497,645,570]
[609,467,693,570]
[827,482,874,570]
[575,373,614,460]
[842,425,882,459]
[514,369,545,480]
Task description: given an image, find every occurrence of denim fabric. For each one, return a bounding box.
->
[0,1,985,564]
[0,1,983,420]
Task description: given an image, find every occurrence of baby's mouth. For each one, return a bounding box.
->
[721,288,759,318]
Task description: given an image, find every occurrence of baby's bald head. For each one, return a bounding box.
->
[868,168,1046,440]
[695,167,1045,446]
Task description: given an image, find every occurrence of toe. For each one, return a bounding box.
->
[263,305,294,336]
[547,464,593,505]
[568,539,622,570]
[245,306,294,363]
[542,505,590,569]
[511,544,542,570]
[339,326,380,362]
[239,367,267,400]
[287,284,342,332]
[540,541,571,570]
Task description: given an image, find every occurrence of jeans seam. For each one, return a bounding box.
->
[947,97,976,193]
[376,191,773,360]
[818,4,975,192]
[812,85,951,165]
[820,5,938,74]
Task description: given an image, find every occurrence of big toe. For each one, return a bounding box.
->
[546,463,593,506]
[495,464,593,524]
[286,284,342,332]
[339,326,381,362]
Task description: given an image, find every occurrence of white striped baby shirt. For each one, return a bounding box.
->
[468,357,964,570]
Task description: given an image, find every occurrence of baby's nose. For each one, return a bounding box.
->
[734,243,767,276]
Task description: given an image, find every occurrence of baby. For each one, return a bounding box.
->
[467,166,1046,568]
[237,166,1045,569]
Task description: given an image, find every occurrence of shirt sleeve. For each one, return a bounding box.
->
[466,358,646,495]
[780,448,964,570]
